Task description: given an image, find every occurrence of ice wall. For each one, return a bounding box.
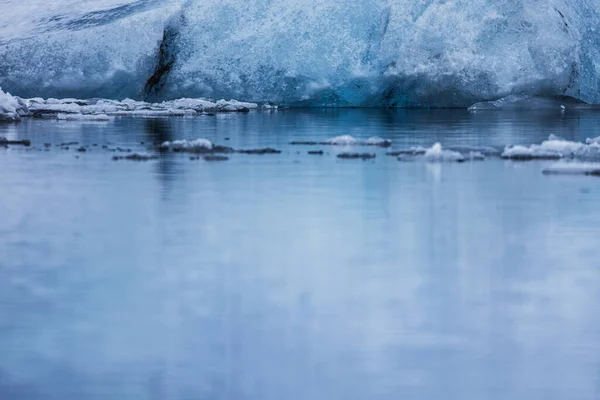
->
[2,0,600,107]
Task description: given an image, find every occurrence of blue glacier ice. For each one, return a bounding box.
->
[2,0,600,107]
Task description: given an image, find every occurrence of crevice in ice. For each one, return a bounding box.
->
[144,16,183,101]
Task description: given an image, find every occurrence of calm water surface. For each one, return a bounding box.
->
[1,109,600,400]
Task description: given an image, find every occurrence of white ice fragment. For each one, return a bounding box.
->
[365,136,392,147]
[326,135,358,145]
[215,99,258,111]
[539,136,584,155]
[501,145,562,160]
[161,138,214,153]
[424,143,465,162]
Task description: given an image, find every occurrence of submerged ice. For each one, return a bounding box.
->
[2,0,600,106]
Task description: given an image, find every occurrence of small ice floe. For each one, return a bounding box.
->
[574,142,600,161]
[291,135,392,147]
[585,136,600,145]
[502,135,586,160]
[364,136,393,147]
[326,135,359,145]
[56,113,111,121]
[446,145,502,156]
[236,148,281,155]
[7,96,265,121]
[0,88,30,121]
[423,143,465,163]
[501,145,562,160]
[337,152,376,159]
[387,146,428,157]
[161,138,214,153]
[112,153,159,161]
[542,162,600,176]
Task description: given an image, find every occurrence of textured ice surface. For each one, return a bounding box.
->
[0,88,30,121]
[2,0,600,106]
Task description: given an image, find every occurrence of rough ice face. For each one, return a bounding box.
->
[2,0,600,106]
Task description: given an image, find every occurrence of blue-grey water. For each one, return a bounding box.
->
[1,109,600,400]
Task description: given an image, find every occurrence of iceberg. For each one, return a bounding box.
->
[2,1,600,106]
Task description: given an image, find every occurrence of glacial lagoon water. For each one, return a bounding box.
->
[1,109,600,400]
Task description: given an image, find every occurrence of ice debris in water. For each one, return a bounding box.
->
[585,136,600,145]
[0,88,30,121]
[502,134,592,160]
[423,143,465,163]
[542,162,600,176]
[293,135,392,147]
[501,145,563,160]
[161,139,214,153]
[1,94,265,122]
[326,135,358,145]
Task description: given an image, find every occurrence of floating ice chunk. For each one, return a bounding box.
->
[424,143,465,163]
[161,138,214,153]
[321,135,392,146]
[446,145,502,156]
[215,99,258,111]
[574,142,600,161]
[326,135,358,145]
[542,162,600,176]
[586,136,600,145]
[57,113,111,121]
[539,137,584,155]
[8,96,266,120]
[365,136,392,147]
[387,146,428,156]
[0,88,30,121]
[502,135,585,160]
[501,145,562,160]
